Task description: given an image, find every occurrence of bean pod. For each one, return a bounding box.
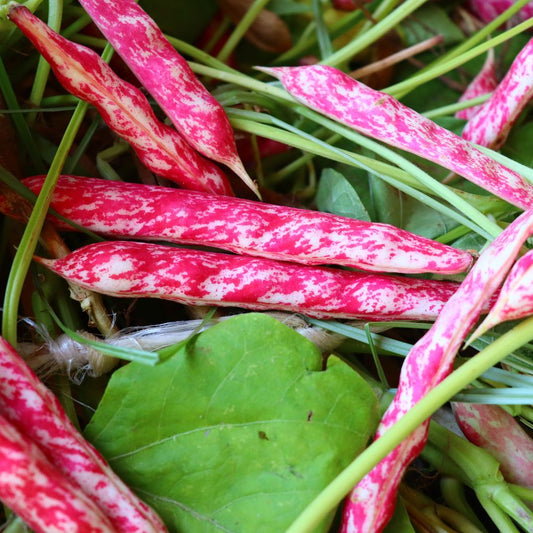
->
[470,248,533,341]
[19,174,474,275]
[77,0,257,195]
[35,241,463,322]
[343,209,533,532]
[8,5,232,196]
[0,412,117,533]
[467,0,533,24]
[456,49,498,121]
[0,337,167,533]
[453,402,533,489]
[462,38,533,149]
[262,65,533,211]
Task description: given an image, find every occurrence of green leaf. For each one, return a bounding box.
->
[85,313,379,532]
[503,121,533,168]
[400,4,464,47]
[383,498,415,533]
[316,168,371,221]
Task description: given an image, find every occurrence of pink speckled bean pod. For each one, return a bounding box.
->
[456,49,498,120]
[470,249,533,341]
[19,174,473,275]
[452,402,533,489]
[35,241,463,321]
[342,209,533,532]
[467,0,533,24]
[462,38,533,149]
[0,412,117,533]
[77,0,257,195]
[0,337,167,533]
[261,65,533,211]
[8,5,232,196]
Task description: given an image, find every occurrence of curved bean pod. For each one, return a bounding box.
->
[0,337,167,533]
[262,65,533,210]
[20,174,473,275]
[0,412,116,533]
[470,248,533,341]
[456,49,498,121]
[35,241,462,322]
[77,0,257,195]
[462,38,533,149]
[343,208,533,532]
[453,402,533,489]
[8,5,232,196]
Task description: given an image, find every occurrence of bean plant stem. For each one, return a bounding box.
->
[323,0,429,68]
[1,100,89,346]
[217,0,270,64]
[387,16,533,98]
[2,41,115,345]
[27,0,63,123]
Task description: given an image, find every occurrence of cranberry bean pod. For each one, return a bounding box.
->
[462,38,533,149]
[77,0,257,195]
[262,65,533,210]
[470,249,533,341]
[0,337,168,533]
[456,49,498,120]
[35,241,463,322]
[0,412,117,533]
[342,209,533,532]
[20,175,473,275]
[452,402,533,489]
[8,5,232,196]
[467,0,533,24]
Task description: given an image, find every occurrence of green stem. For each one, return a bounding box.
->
[286,315,533,533]
[386,17,533,99]
[322,0,429,68]
[311,0,333,59]
[1,101,88,346]
[0,55,44,172]
[216,0,270,64]
[27,0,63,123]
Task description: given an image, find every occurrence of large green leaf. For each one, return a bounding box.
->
[85,313,379,532]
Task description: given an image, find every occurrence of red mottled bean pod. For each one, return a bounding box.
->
[470,248,533,340]
[456,49,498,120]
[0,412,116,533]
[0,337,167,533]
[343,209,533,532]
[77,0,257,195]
[8,5,232,196]
[35,241,463,322]
[462,38,533,149]
[19,175,473,275]
[453,402,533,489]
[467,0,533,24]
[262,65,533,211]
